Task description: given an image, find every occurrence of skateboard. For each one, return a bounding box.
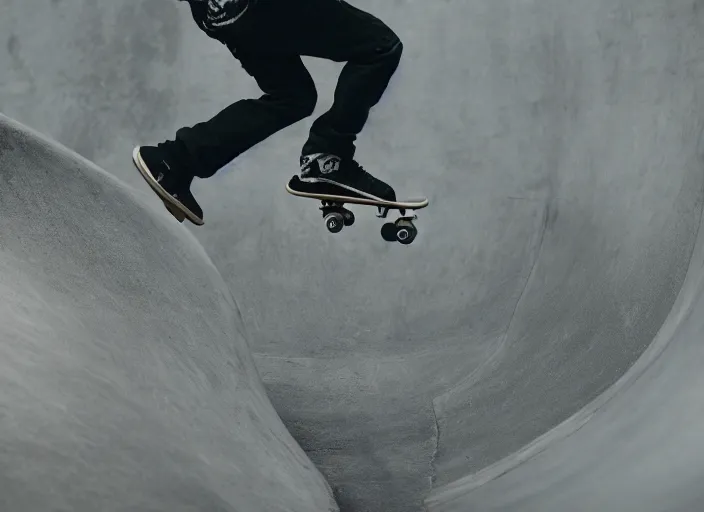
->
[285,175,429,245]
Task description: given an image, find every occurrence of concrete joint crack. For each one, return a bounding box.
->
[425,397,441,511]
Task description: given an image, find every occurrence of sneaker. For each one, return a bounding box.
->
[299,153,396,202]
[132,144,204,225]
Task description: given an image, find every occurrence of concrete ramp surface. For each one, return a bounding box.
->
[0,115,337,512]
[2,0,704,511]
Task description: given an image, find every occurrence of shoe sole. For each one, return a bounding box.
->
[132,146,204,226]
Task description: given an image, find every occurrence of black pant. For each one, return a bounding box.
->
[175,0,403,179]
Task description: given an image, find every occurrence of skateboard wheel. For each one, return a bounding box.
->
[343,210,355,226]
[380,222,397,242]
[396,226,417,244]
[325,212,345,233]
[394,219,417,245]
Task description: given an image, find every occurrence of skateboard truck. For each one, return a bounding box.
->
[319,201,418,243]
[376,205,417,222]
[319,200,355,233]
[374,205,419,244]
[376,205,405,218]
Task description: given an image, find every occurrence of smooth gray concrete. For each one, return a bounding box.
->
[2,0,704,511]
[427,203,704,510]
[0,115,337,512]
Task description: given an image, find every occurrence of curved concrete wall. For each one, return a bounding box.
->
[428,202,704,510]
[0,115,337,512]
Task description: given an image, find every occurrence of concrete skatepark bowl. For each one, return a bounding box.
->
[2,1,704,511]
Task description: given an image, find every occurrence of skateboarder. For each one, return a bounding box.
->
[133,0,402,225]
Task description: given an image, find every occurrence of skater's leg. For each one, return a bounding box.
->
[297,1,403,160]
[175,50,318,178]
[228,0,402,200]
[134,43,317,223]
[302,37,402,160]
[230,0,403,160]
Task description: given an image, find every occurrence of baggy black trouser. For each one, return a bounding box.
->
[175,0,403,179]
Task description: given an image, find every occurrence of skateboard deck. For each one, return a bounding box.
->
[132,146,204,226]
[286,175,429,244]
